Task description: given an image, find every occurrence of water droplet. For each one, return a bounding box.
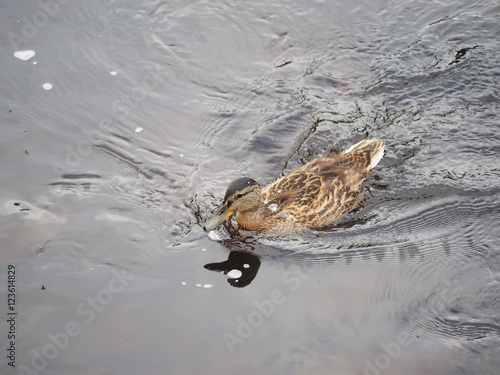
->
[268,203,278,212]
[135,127,143,133]
[110,71,117,76]
[243,264,250,269]
[42,83,53,90]
[203,284,212,288]
[181,282,186,285]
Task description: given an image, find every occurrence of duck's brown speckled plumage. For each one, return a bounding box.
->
[203,139,385,234]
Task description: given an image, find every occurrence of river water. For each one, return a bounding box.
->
[1,1,499,374]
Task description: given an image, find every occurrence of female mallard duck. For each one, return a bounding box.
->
[203,138,385,234]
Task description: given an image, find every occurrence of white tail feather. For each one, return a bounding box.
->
[344,138,385,171]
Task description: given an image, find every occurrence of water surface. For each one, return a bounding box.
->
[1,1,499,374]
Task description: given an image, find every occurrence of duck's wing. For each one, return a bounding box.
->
[261,167,356,227]
[303,138,385,188]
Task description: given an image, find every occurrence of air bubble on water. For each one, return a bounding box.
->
[14,50,36,61]
[110,71,117,76]
[181,282,187,285]
[135,127,143,133]
[228,269,242,279]
[203,284,212,288]
[243,264,250,269]
[196,284,202,287]
[42,83,53,90]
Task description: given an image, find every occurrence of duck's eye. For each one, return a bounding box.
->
[236,193,243,199]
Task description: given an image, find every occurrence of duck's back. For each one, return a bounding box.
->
[261,139,385,229]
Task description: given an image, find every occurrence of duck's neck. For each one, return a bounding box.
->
[235,206,266,231]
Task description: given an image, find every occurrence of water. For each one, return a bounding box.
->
[1,0,499,374]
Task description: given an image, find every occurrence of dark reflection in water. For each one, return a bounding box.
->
[205,250,261,288]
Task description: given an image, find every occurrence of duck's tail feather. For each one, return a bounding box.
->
[344,138,385,172]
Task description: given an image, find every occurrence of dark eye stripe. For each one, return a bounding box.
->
[226,191,249,206]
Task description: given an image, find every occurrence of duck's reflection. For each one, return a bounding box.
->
[204,250,261,288]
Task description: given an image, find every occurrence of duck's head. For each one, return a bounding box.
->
[203,177,262,231]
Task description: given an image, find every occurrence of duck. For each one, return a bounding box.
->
[203,138,385,234]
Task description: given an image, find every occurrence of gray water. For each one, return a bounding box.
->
[1,1,499,374]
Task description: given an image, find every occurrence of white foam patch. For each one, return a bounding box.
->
[14,50,36,61]
[208,231,222,241]
[42,83,53,91]
[135,127,143,133]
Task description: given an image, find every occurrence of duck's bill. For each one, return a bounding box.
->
[203,204,234,232]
